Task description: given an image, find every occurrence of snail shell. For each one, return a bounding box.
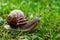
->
[7,10,27,29]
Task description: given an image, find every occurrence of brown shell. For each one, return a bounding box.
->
[7,10,27,29]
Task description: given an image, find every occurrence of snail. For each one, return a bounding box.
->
[4,10,40,32]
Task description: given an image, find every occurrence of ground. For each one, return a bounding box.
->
[0,0,60,40]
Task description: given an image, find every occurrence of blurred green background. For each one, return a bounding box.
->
[0,0,60,40]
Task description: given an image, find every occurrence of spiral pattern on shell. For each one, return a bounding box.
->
[7,10,27,28]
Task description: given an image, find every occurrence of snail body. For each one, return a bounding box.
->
[6,10,40,32]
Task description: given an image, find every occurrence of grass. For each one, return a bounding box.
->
[0,0,60,40]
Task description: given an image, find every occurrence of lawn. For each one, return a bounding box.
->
[0,0,60,40]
